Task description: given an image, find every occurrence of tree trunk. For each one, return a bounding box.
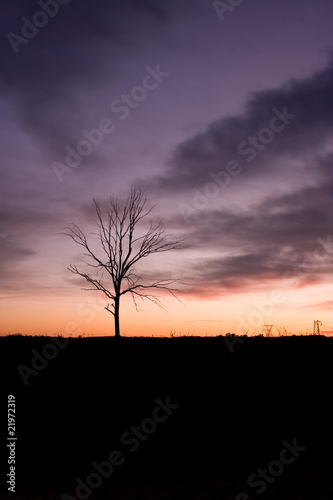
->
[114,294,120,337]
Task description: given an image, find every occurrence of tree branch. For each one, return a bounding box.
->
[64,188,186,336]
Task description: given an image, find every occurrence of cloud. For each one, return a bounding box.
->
[307,300,333,311]
[134,58,333,298]
[1,4,333,304]
[128,0,171,22]
[0,0,170,161]
[147,57,333,193]
[174,154,333,297]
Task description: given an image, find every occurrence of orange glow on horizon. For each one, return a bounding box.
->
[2,280,333,338]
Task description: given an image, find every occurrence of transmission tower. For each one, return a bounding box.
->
[313,320,322,335]
[263,324,274,337]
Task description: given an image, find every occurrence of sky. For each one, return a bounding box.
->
[1,0,333,337]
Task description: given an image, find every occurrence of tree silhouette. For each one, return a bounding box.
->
[65,189,184,337]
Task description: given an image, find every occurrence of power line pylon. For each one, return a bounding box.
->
[313,320,322,335]
[263,324,274,337]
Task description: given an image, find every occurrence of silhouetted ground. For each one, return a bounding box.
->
[1,335,333,499]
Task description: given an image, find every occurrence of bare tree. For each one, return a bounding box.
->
[64,189,184,337]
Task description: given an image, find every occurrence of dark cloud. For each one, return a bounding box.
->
[128,0,171,22]
[133,58,333,297]
[1,1,333,307]
[188,160,333,248]
[0,0,171,160]
[0,232,40,295]
[176,157,333,296]
[147,57,333,193]
[0,182,81,294]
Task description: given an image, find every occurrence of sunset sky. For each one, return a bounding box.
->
[1,0,333,337]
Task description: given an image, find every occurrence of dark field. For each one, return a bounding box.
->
[1,335,333,499]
